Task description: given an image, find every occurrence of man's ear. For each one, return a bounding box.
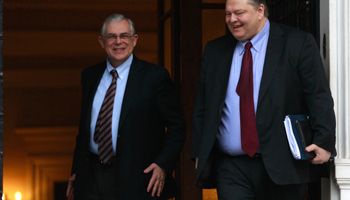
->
[132,34,139,47]
[257,4,265,19]
[98,36,105,49]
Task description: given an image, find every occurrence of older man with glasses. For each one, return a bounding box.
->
[66,13,186,200]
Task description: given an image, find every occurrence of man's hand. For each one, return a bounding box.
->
[305,144,331,164]
[144,163,166,197]
[66,174,76,200]
[195,157,198,170]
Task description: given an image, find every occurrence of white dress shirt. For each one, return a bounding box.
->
[89,54,133,154]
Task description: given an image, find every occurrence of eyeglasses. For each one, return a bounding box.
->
[102,33,135,42]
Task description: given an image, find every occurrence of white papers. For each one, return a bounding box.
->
[284,116,301,159]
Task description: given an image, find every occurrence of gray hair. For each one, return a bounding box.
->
[100,14,136,36]
[247,0,269,17]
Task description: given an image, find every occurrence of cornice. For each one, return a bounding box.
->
[4,0,157,11]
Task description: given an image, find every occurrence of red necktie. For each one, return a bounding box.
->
[94,70,118,164]
[236,42,259,157]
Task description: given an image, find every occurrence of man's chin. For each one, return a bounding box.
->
[232,34,244,41]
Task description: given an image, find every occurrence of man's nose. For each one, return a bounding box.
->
[115,36,122,43]
[228,14,238,23]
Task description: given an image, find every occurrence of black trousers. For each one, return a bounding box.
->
[74,153,120,200]
[74,153,161,200]
[215,152,306,200]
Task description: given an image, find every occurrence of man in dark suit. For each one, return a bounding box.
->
[191,0,336,199]
[66,14,186,200]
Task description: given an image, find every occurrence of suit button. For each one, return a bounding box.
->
[117,135,121,138]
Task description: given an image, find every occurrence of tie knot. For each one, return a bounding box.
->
[245,42,252,50]
[110,70,118,79]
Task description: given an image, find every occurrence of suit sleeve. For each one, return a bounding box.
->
[71,70,87,175]
[191,43,210,160]
[298,33,336,156]
[153,68,187,174]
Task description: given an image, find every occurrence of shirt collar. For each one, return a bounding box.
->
[238,19,270,55]
[106,54,133,80]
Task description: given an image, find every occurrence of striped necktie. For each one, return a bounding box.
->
[94,69,118,164]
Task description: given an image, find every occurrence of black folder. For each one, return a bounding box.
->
[284,115,316,160]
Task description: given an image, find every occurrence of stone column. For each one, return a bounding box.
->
[329,0,350,199]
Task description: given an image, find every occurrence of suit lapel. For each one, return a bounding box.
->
[81,62,107,144]
[84,62,106,132]
[118,56,145,131]
[257,22,285,108]
[217,34,237,115]
[218,34,237,90]
[86,63,106,104]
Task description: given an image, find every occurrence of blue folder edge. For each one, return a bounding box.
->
[286,115,309,160]
[285,115,335,161]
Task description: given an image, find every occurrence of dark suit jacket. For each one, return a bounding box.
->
[191,22,336,188]
[71,56,186,199]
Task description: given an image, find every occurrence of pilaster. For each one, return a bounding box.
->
[334,160,350,199]
[329,0,350,199]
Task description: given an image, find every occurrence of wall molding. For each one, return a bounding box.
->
[329,0,350,199]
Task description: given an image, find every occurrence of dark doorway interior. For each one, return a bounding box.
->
[54,182,68,200]
[267,0,320,47]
